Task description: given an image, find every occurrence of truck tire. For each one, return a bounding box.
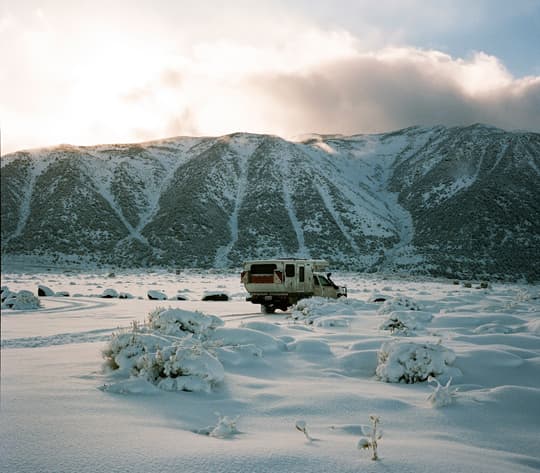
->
[261,304,276,314]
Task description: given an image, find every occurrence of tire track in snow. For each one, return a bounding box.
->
[2,327,116,349]
[35,297,115,314]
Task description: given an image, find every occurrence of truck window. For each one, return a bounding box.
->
[285,264,295,277]
[319,276,331,286]
[313,275,320,286]
[251,264,277,274]
[299,266,304,282]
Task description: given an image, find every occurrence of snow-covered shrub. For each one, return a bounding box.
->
[1,290,41,310]
[290,297,367,324]
[380,310,433,336]
[102,331,155,373]
[378,296,421,315]
[376,340,456,383]
[147,307,224,337]
[102,307,226,392]
[1,286,14,303]
[138,339,224,392]
[55,291,70,297]
[427,376,458,408]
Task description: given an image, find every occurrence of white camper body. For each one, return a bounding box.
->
[241,258,347,313]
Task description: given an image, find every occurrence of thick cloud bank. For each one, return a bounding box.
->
[250,48,540,136]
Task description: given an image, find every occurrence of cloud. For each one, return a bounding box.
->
[245,48,540,135]
[1,3,538,154]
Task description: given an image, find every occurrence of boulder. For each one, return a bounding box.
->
[38,285,55,297]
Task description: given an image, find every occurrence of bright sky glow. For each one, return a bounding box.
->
[1,0,539,154]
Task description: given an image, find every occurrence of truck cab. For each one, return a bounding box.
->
[241,258,347,313]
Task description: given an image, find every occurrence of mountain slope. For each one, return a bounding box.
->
[1,125,539,280]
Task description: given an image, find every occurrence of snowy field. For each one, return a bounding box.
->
[1,269,539,473]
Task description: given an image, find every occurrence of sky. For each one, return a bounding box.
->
[1,0,539,154]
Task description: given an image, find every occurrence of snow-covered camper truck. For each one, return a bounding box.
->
[241,259,347,313]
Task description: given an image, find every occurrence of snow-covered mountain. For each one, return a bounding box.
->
[1,124,539,281]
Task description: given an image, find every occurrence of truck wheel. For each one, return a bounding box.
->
[261,304,276,314]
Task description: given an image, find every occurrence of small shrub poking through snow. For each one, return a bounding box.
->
[198,413,240,438]
[357,415,382,461]
[295,420,313,441]
[376,340,456,383]
[427,376,458,407]
[209,414,240,438]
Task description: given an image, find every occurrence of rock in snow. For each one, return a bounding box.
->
[101,288,119,298]
[147,290,167,300]
[38,285,55,296]
[1,289,41,310]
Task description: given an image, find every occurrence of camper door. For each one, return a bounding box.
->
[284,263,302,292]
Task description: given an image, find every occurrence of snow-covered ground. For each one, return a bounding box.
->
[1,269,539,473]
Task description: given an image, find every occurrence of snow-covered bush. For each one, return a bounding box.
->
[376,340,456,383]
[427,376,458,407]
[290,297,367,324]
[138,340,224,392]
[378,296,421,315]
[1,289,41,310]
[380,310,433,336]
[147,307,224,337]
[102,331,159,373]
[1,286,14,303]
[102,307,226,392]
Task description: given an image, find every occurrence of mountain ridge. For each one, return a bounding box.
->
[2,125,539,281]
